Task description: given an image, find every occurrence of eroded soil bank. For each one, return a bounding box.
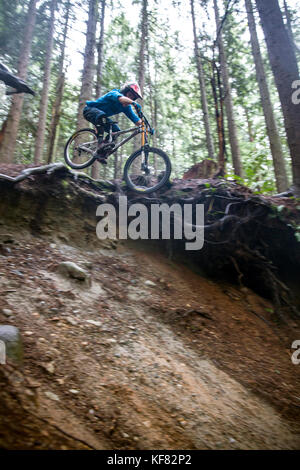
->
[0,164,299,449]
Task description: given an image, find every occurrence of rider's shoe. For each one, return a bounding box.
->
[97,141,115,156]
[97,141,111,155]
[97,155,108,165]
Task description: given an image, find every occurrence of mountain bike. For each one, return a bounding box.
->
[64,109,172,194]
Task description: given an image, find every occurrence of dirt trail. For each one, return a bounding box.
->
[0,228,299,449]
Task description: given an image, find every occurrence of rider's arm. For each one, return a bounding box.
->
[118,95,135,106]
[120,99,142,126]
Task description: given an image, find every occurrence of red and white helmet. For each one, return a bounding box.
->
[121,81,143,100]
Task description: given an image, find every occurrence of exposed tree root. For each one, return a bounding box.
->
[0,163,299,320]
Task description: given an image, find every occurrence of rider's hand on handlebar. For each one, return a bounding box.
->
[133,102,142,111]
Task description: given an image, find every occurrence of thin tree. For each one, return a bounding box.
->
[95,0,106,98]
[190,0,215,160]
[132,0,148,156]
[283,0,300,54]
[0,0,38,163]
[47,0,71,164]
[138,0,148,97]
[245,0,288,192]
[76,0,98,133]
[92,0,106,179]
[213,0,243,177]
[211,60,226,174]
[256,0,300,194]
[34,0,57,164]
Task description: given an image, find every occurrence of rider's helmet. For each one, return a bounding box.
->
[120,81,143,100]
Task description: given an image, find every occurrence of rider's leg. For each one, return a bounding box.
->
[97,118,121,157]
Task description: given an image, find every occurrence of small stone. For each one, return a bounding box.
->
[133,436,139,442]
[89,409,95,415]
[45,391,60,401]
[107,338,117,344]
[43,362,55,374]
[57,261,90,282]
[144,280,156,287]
[2,308,13,317]
[0,325,23,364]
[11,269,23,277]
[24,331,34,336]
[229,437,236,443]
[69,389,80,394]
[66,316,78,326]
[50,243,56,249]
[85,320,102,327]
[122,432,130,438]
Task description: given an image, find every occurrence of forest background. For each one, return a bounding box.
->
[0,0,299,193]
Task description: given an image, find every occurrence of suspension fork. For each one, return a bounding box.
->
[141,121,149,163]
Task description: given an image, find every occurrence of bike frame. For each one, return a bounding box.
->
[97,112,150,158]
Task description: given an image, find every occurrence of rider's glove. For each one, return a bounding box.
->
[150,128,155,136]
[133,102,142,111]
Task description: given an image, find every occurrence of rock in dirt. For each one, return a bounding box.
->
[0,325,23,363]
[57,261,90,282]
[2,308,13,317]
[45,391,60,401]
[144,280,156,287]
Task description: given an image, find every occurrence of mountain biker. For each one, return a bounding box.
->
[83,82,143,163]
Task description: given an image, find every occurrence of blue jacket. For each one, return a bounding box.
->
[86,89,140,124]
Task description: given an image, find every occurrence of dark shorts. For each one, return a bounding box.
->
[83,106,120,132]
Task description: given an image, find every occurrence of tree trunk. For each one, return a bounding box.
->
[146,28,157,148]
[244,107,254,143]
[47,0,71,164]
[256,0,300,194]
[190,0,215,160]
[92,0,106,180]
[213,0,243,177]
[132,0,148,158]
[34,0,57,164]
[245,0,288,192]
[0,0,38,163]
[76,0,98,133]
[211,61,226,175]
[138,0,148,97]
[95,0,106,98]
[283,0,300,54]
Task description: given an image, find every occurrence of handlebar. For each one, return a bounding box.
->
[135,107,155,135]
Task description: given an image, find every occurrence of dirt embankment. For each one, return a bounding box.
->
[0,164,299,450]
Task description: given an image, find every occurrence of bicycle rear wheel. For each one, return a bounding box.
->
[64,128,97,169]
[124,147,171,194]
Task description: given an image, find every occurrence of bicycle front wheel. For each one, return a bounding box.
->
[64,128,97,169]
[124,147,171,194]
